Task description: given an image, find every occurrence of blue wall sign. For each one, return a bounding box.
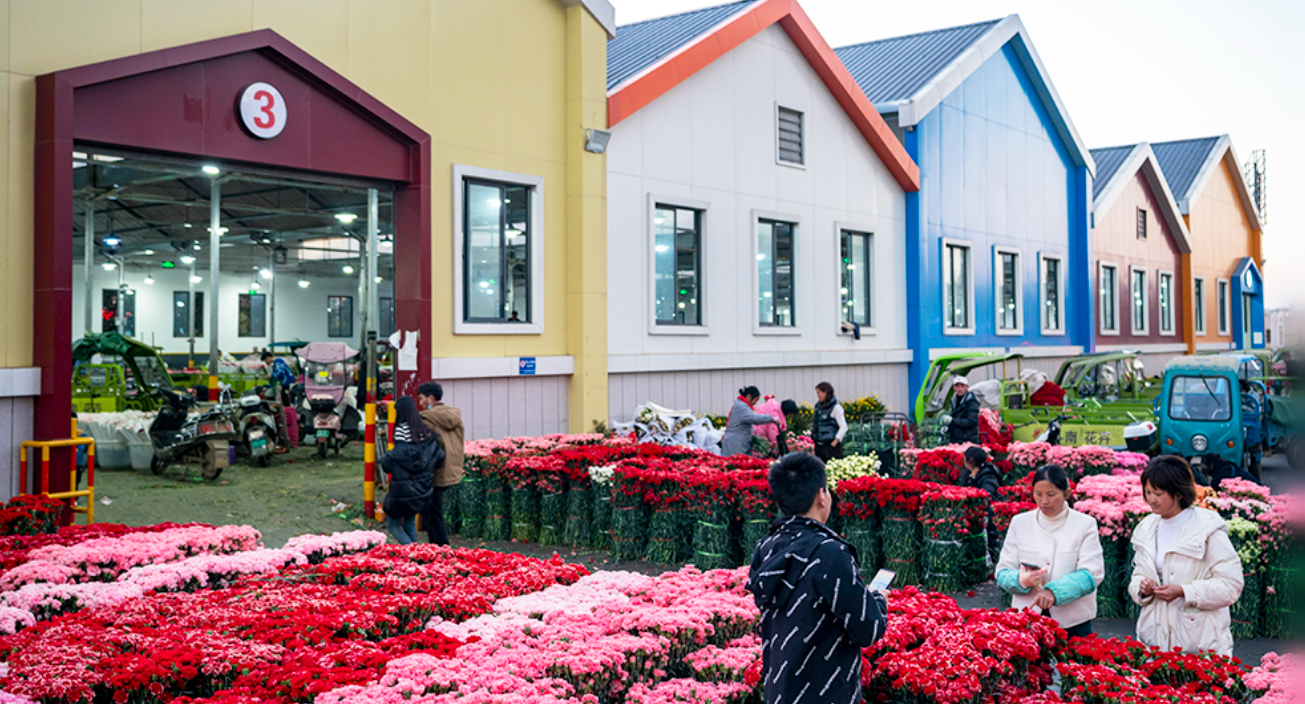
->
[518,357,536,375]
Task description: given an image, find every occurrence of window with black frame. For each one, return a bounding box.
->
[101,289,135,336]
[840,230,871,327]
[172,291,204,338]
[1042,256,1062,332]
[997,251,1019,331]
[653,205,702,326]
[238,293,266,337]
[757,219,795,327]
[944,243,971,330]
[464,179,531,323]
[328,295,353,338]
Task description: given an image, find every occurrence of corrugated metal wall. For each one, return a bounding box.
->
[440,376,570,441]
[608,363,911,422]
[0,398,35,502]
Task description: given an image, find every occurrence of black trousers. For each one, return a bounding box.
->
[1063,621,1093,639]
[815,442,844,462]
[422,487,449,546]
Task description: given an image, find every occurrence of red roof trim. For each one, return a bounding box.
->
[47,28,429,148]
[607,0,920,192]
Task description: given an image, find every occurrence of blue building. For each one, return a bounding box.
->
[836,16,1096,408]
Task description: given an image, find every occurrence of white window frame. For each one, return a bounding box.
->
[646,193,711,336]
[993,246,1023,336]
[941,238,975,336]
[1193,276,1207,336]
[1158,270,1176,336]
[1038,253,1065,336]
[1129,265,1149,335]
[835,222,877,336]
[1217,278,1231,336]
[452,164,545,335]
[752,210,803,336]
[1099,261,1120,336]
[775,103,806,169]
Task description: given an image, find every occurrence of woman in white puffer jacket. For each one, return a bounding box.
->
[1128,455,1244,656]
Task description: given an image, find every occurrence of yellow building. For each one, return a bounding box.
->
[1,0,613,497]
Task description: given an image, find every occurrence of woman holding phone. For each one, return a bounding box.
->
[1128,455,1243,656]
[995,464,1105,638]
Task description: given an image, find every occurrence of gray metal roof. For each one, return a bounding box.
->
[1088,145,1137,200]
[834,19,1001,107]
[1152,137,1221,202]
[607,0,754,91]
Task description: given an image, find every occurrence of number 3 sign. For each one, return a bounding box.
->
[239,82,287,139]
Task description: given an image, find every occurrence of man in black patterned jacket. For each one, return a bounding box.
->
[747,453,888,704]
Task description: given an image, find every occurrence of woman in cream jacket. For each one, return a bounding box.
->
[1129,456,1243,656]
[997,465,1105,638]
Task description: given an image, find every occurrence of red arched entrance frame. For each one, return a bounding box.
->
[33,30,431,497]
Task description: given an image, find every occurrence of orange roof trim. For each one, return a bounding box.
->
[607,0,920,192]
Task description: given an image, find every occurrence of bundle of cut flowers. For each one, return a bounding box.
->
[1245,651,1302,704]
[825,453,881,490]
[0,544,586,702]
[0,524,263,590]
[910,446,970,484]
[992,501,1035,539]
[0,495,64,537]
[1056,634,1250,703]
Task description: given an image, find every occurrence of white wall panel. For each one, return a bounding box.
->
[606,24,910,377]
[441,375,569,441]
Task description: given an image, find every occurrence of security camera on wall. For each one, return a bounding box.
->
[840,321,861,340]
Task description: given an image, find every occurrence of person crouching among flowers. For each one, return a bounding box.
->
[747,452,888,704]
[996,464,1105,638]
[1129,455,1243,656]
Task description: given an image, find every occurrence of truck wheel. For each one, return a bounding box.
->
[150,455,167,476]
[317,442,328,460]
[1288,438,1305,470]
[1247,451,1262,481]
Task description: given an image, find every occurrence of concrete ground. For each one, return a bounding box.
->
[89,445,1297,663]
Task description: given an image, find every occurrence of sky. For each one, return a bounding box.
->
[610,0,1303,309]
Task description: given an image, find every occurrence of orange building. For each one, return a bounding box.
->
[1153,136,1265,352]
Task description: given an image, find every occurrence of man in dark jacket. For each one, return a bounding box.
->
[747,453,888,704]
[945,376,981,444]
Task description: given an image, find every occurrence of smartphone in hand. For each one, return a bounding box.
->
[868,569,896,592]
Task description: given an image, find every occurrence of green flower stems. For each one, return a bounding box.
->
[483,474,509,542]
[458,472,485,538]
[563,486,591,547]
[882,508,921,586]
[510,486,540,543]
[538,489,565,546]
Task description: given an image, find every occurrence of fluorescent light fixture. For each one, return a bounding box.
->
[103,236,121,247]
[654,245,669,253]
[342,265,355,275]
[192,243,202,251]
[208,226,228,235]
[143,275,155,285]
[375,276,383,284]
[259,269,273,279]
[180,255,196,265]
[334,212,357,224]
[378,241,394,254]
[201,165,221,176]
[250,281,262,291]
[143,249,155,256]
[183,223,193,229]
[584,128,612,154]
[190,275,203,284]
[298,279,311,288]
[101,262,117,271]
